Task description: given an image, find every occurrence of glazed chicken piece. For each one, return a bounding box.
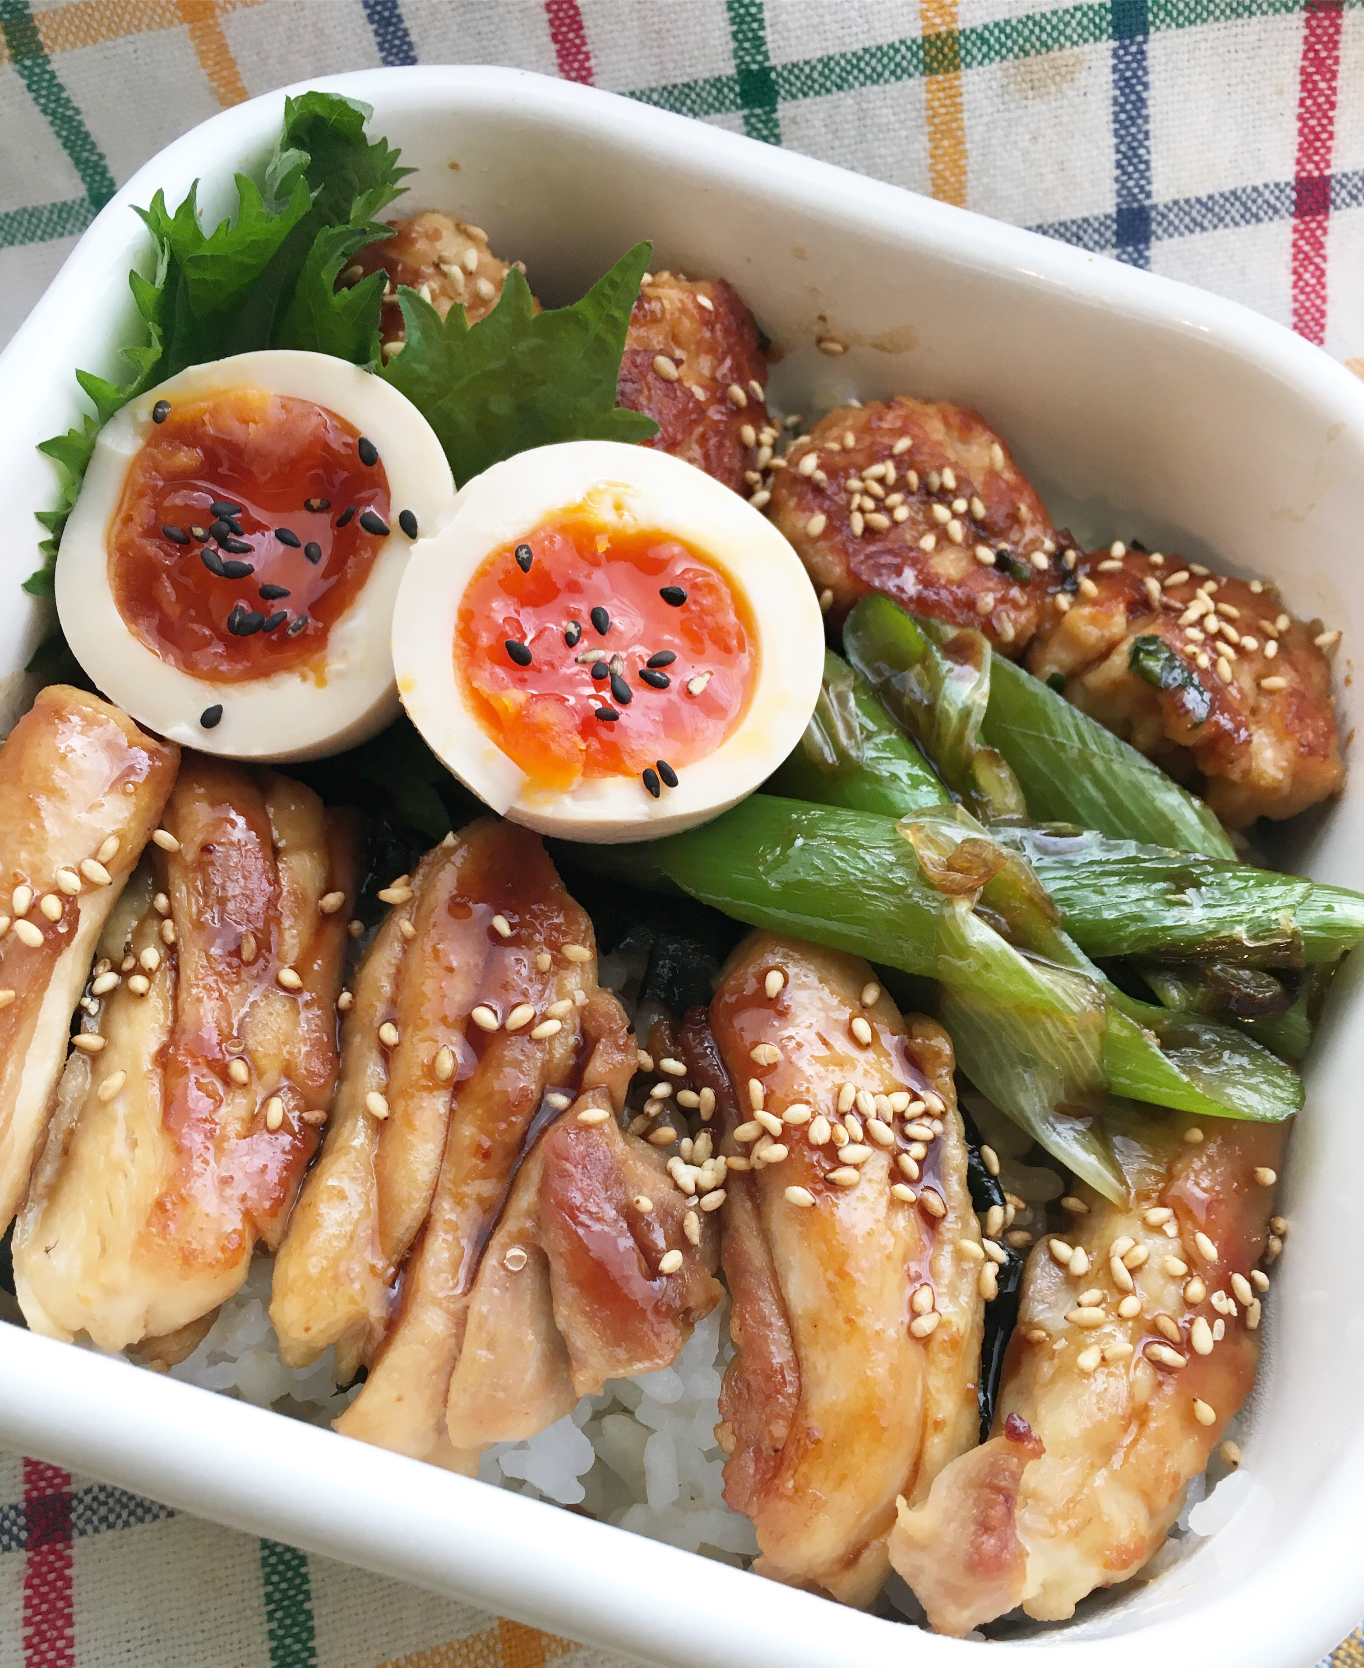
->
[0,685,178,1233]
[768,397,1057,652]
[617,269,772,494]
[1025,544,1344,826]
[353,211,518,358]
[710,931,984,1607]
[274,818,719,1468]
[891,1114,1286,1634]
[14,756,357,1355]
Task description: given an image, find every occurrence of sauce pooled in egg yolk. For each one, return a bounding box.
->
[108,386,393,683]
[456,513,758,792]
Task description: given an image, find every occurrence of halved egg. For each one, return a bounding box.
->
[56,350,456,761]
[392,440,826,840]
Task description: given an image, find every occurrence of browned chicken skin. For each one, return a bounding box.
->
[1026,544,1344,826]
[0,686,178,1233]
[891,1115,1285,1633]
[768,398,1056,652]
[14,756,356,1352]
[617,270,772,493]
[709,931,984,1607]
[356,211,516,358]
[274,820,720,1469]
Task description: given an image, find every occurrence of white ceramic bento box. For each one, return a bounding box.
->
[0,65,1359,1668]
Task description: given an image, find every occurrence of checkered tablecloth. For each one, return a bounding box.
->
[0,2,1360,1665]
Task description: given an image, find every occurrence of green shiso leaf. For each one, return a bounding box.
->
[379,241,659,487]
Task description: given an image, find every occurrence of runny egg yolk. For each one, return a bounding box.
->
[455,513,758,791]
[107,386,391,683]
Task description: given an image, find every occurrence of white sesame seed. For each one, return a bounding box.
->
[55,868,81,895]
[126,974,149,996]
[1068,1246,1090,1277]
[1146,1342,1187,1369]
[807,1115,832,1145]
[1190,1316,1214,1356]
[578,1106,611,1126]
[1194,1231,1218,1264]
[850,1015,873,1046]
[1184,1278,1207,1305]
[686,671,713,697]
[470,1005,500,1032]
[1246,1298,1262,1329]
[1066,1306,1105,1329]
[12,919,42,948]
[263,1096,285,1132]
[1315,630,1340,650]
[850,509,864,536]
[1191,1398,1217,1427]
[529,1019,561,1040]
[1049,1238,1074,1266]
[504,1003,535,1032]
[909,1311,940,1338]
[746,1079,764,1111]
[755,1109,783,1137]
[650,1082,674,1102]
[827,1166,861,1188]
[920,1188,946,1219]
[784,1185,816,1209]
[1118,1294,1143,1319]
[700,1188,727,1212]
[37,893,62,922]
[275,966,303,991]
[562,943,592,963]
[1076,1344,1102,1375]
[657,1249,685,1275]
[750,1043,780,1067]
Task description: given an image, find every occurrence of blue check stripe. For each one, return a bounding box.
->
[0,1480,174,1554]
[1032,167,1364,251]
[1111,0,1153,267]
[361,0,417,67]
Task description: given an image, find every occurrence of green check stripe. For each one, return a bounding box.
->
[0,196,94,248]
[726,0,780,144]
[259,1539,318,1668]
[633,0,1362,118]
[0,0,115,212]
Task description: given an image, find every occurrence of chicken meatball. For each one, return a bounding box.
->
[767,397,1057,654]
[616,270,771,494]
[351,211,517,358]
[1026,544,1344,827]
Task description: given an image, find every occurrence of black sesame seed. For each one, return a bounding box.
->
[200,548,226,576]
[200,703,223,728]
[609,672,633,706]
[152,400,171,424]
[646,650,676,669]
[1046,671,1067,693]
[358,510,389,536]
[190,524,210,541]
[594,706,619,722]
[209,518,233,541]
[399,509,419,539]
[505,639,533,667]
[162,524,190,545]
[258,583,290,600]
[659,585,687,607]
[564,621,582,648]
[275,527,301,548]
[220,559,254,580]
[639,668,671,690]
[514,543,533,573]
[262,610,288,633]
[226,604,247,635]
[358,437,379,467]
[223,516,244,536]
[287,616,309,637]
[237,610,265,636]
[210,501,242,518]
[642,768,661,799]
[335,504,356,528]
[656,759,679,788]
[303,542,322,564]
[591,661,609,681]
[304,497,331,513]
[590,605,611,636]
[220,537,253,556]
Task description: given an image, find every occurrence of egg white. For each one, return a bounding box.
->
[392,440,826,842]
[56,350,456,762]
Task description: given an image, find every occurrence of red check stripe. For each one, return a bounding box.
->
[1291,0,1345,344]
[544,0,594,83]
[22,1460,74,1668]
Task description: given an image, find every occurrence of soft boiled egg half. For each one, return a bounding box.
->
[392,440,826,841]
[57,350,455,760]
